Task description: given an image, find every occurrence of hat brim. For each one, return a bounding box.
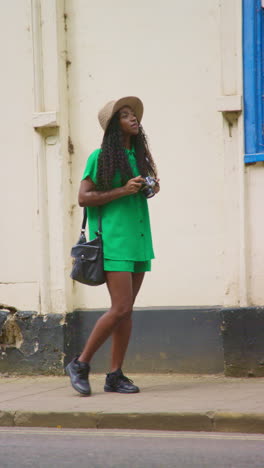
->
[112,96,144,123]
[99,96,144,131]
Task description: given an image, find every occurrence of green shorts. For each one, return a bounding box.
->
[104,259,151,273]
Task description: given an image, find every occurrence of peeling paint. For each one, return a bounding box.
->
[68,204,76,217]
[0,311,65,375]
[34,340,39,353]
[63,12,68,32]
[59,316,66,326]
[0,316,23,348]
[0,304,17,314]
[68,136,74,154]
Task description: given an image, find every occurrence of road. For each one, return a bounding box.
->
[1,428,264,468]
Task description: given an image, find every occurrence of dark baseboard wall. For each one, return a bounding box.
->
[1,307,264,377]
[64,307,224,374]
[221,307,264,377]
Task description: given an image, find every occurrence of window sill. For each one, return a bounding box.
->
[244,153,264,164]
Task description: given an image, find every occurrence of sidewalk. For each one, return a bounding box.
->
[0,373,264,433]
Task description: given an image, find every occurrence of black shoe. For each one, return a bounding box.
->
[104,369,140,394]
[65,356,91,396]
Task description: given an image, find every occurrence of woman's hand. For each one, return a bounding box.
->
[123,176,145,195]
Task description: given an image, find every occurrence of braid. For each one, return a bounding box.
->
[133,125,157,179]
[97,112,157,190]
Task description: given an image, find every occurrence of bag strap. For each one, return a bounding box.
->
[81,207,87,233]
[81,207,102,234]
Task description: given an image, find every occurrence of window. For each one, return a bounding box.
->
[243,0,264,163]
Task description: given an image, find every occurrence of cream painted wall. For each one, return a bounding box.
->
[0,0,72,314]
[0,1,39,310]
[246,164,264,305]
[67,0,243,308]
[0,1,252,313]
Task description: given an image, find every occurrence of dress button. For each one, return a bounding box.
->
[141,233,144,237]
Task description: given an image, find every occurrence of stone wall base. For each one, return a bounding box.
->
[1,307,264,377]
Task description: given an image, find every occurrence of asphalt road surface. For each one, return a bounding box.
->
[1,428,264,468]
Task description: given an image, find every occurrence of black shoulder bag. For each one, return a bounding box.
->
[70,208,105,286]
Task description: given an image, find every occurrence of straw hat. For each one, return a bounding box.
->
[98,96,144,131]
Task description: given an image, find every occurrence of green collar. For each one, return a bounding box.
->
[125,146,136,156]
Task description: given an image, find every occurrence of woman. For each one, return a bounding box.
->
[66,96,159,396]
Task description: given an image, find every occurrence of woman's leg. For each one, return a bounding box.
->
[110,272,145,372]
[78,271,134,363]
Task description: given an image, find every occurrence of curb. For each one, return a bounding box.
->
[1,411,264,433]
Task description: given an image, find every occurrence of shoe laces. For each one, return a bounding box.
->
[119,372,133,384]
[77,367,88,379]
[76,362,89,379]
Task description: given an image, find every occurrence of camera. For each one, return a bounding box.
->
[141,176,157,198]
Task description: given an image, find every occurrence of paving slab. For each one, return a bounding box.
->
[0,374,264,432]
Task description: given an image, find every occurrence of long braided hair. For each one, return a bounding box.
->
[97,112,157,190]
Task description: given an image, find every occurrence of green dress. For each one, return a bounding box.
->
[82,147,155,262]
